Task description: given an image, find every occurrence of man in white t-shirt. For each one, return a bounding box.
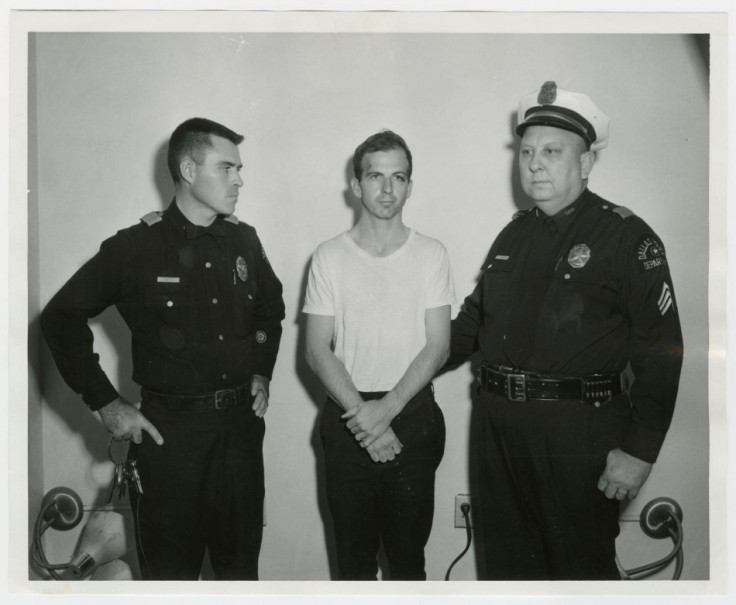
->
[303,130,455,580]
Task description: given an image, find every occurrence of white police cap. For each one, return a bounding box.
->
[516,81,610,151]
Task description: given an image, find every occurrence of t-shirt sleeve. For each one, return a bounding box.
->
[425,241,456,309]
[302,244,335,315]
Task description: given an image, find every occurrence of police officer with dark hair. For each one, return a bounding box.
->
[41,117,285,580]
[449,83,683,580]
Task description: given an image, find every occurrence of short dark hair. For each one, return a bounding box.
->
[352,130,413,181]
[167,117,244,183]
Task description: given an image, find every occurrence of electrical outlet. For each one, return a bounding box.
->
[454,494,472,528]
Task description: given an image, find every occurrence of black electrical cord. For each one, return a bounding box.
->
[30,502,71,580]
[668,522,684,580]
[444,503,472,581]
[623,512,683,580]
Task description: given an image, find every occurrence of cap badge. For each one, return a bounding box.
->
[568,244,591,269]
[537,80,557,105]
[236,256,248,282]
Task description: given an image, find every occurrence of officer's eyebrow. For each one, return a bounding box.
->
[219,160,243,169]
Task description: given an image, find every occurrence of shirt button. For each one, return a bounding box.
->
[166,300,174,307]
[222,373,228,380]
[218,334,224,341]
[594,401,601,408]
[205,262,212,269]
[564,273,571,280]
[212,298,218,304]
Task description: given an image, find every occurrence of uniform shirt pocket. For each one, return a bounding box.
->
[482,256,516,321]
[140,283,200,350]
[549,259,616,325]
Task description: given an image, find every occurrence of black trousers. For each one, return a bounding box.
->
[128,396,265,580]
[321,385,445,580]
[475,389,629,580]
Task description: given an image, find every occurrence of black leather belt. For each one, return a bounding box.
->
[477,365,624,404]
[142,383,252,411]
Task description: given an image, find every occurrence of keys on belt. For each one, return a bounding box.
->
[477,365,624,404]
[105,438,143,503]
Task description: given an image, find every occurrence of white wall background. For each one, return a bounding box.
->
[27,31,710,583]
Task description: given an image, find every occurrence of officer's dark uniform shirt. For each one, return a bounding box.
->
[41,200,285,410]
[450,188,683,463]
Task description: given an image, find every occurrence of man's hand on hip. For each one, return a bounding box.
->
[98,398,164,445]
[251,374,271,417]
[597,448,652,501]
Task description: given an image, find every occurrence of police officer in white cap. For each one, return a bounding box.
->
[449,82,683,579]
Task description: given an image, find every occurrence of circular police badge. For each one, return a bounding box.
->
[236,256,248,282]
[568,244,591,269]
[255,330,267,344]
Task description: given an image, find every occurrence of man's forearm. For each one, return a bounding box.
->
[382,338,450,419]
[305,344,364,412]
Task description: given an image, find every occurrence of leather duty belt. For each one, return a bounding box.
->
[142,383,252,411]
[477,365,624,405]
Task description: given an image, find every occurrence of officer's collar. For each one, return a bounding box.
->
[539,188,592,232]
[166,199,227,239]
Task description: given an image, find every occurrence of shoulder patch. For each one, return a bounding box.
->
[636,234,668,272]
[224,214,239,225]
[140,211,163,226]
[612,206,635,220]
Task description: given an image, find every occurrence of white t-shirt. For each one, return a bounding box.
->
[303,229,456,392]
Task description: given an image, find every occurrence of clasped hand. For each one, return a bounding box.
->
[342,399,402,463]
[342,399,394,447]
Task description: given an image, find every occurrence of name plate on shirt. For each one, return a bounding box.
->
[157,276,180,283]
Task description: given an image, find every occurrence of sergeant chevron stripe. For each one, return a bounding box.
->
[658,282,673,316]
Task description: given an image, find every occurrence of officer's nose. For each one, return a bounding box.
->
[527,151,541,172]
[234,172,244,187]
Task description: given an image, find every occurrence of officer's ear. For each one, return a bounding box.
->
[580,151,595,180]
[179,157,196,185]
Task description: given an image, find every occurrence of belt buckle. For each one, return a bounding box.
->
[214,389,236,410]
[506,373,528,402]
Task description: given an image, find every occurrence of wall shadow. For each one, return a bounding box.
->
[689,33,710,92]
[293,258,338,579]
[152,141,174,208]
[292,155,364,580]
[29,138,173,577]
[508,110,534,213]
[342,157,362,225]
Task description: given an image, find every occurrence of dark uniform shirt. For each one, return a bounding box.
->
[41,200,285,410]
[450,188,683,463]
